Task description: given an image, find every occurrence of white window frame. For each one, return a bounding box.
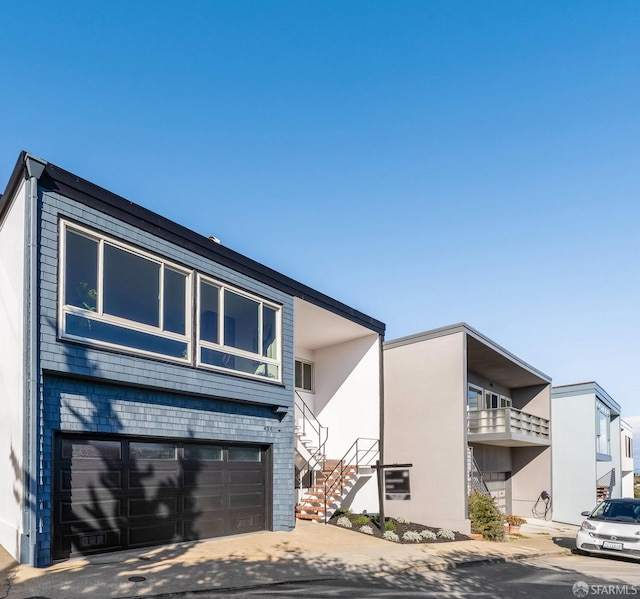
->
[467,384,483,411]
[295,359,314,392]
[196,273,282,382]
[59,220,192,364]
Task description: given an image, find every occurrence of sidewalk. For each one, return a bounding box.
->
[0,519,578,599]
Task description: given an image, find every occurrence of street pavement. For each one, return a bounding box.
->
[1,519,579,599]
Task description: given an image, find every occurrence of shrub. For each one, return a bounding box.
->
[353,515,370,526]
[468,492,505,541]
[359,525,374,535]
[505,515,526,526]
[382,530,399,542]
[395,515,409,524]
[384,519,397,531]
[336,516,352,528]
[419,530,437,540]
[437,528,456,540]
[402,530,422,542]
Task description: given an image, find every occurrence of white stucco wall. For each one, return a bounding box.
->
[313,333,381,513]
[384,332,468,533]
[0,181,26,559]
[621,422,634,498]
[551,393,597,525]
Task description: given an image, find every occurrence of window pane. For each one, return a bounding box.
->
[228,447,261,462]
[200,281,219,343]
[262,306,277,358]
[130,442,176,460]
[302,362,312,391]
[295,360,303,388]
[224,290,258,353]
[65,230,98,311]
[65,314,188,358]
[201,348,278,379]
[183,445,223,461]
[163,268,186,334]
[467,387,481,411]
[62,439,121,459]
[104,244,160,327]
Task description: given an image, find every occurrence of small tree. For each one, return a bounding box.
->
[468,492,505,541]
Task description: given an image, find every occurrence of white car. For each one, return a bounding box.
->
[576,498,640,560]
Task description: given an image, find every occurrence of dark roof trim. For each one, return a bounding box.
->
[1,152,384,335]
[0,151,28,226]
[551,381,620,414]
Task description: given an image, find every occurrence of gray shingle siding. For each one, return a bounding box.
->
[33,188,296,566]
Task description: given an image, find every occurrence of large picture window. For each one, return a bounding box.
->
[198,276,281,381]
[60,221,191,362]
[60,221,282,382]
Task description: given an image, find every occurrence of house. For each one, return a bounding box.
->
[383,323,552,534]
[0,152,384,566]
[551,382,632,525]
[621,419,634,499]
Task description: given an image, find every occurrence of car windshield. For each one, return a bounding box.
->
[590,501,640,522]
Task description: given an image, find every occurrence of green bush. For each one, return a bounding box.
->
[353,515,370,526]
[468,492,505,541]
[385,519,397,531]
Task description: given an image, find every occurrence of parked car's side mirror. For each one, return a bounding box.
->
[581,511,591,516]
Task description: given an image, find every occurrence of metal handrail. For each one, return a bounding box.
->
[295,391,329,489]
[322,437,380,523]
[467,446,491,496]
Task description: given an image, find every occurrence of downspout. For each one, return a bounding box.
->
[21,154,46,565]
[378,333,385,480]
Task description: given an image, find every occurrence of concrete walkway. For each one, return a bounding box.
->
[0,519,579,599]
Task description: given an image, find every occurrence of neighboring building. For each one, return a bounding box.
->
[0,152,384,566]
[551,382,628,525]
[621,419,634,499]
[383,323,552,534]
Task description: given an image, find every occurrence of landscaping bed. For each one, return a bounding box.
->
[328,512,471,544]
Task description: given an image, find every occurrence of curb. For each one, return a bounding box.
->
[133,548,573,598]
[402,547,572,573]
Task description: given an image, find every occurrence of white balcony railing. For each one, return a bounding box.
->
[467,407,550,440]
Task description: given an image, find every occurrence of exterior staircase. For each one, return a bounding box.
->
[294,392,379,522]
[467,446,491,496]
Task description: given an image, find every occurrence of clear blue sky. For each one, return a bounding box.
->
[2,2,639,415]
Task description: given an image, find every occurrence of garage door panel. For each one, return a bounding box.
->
[128,521,178,547]
[229,492,264,509]
[228,469,264,485]
[60,469,123,491]
[183,468,225,487]
[54,435,268,560]
[228,510,264,533]
[186,492,226,512]
[128,496,179,517]
[59,498,122,524]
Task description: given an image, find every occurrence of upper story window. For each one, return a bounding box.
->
[626,435,633,459]
[198,275,281,381]
[295,359,314,392]
[596,400,611,456]
[60,221,282,382]
[467,384,511,410]
[61,221,191,362]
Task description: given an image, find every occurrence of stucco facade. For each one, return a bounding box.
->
[384,324,552,534]
[551,382,630,526]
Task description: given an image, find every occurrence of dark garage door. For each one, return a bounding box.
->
[53,434,269,560]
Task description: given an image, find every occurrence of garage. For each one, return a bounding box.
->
[53,434,270,560]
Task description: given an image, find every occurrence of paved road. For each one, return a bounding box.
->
[155,553,640,599]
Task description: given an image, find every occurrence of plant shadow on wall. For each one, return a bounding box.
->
[40,314,203,562]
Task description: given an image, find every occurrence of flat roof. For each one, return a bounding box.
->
[1,151,385,335]
[551,381,621,414]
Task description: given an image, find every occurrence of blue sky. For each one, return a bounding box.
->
[1,2,639,416]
